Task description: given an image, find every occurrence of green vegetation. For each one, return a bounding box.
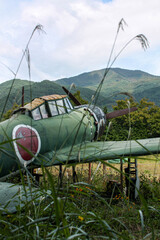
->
[0,164,159,239]
[0,80,65,114]
[71,90,88,106]
[2,67,160,114]
[0,79,109,115]
[55,67,160,107]
[102,98,160,141]
[2,103,20,121]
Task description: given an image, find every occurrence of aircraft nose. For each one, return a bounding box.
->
[87,105,106,138]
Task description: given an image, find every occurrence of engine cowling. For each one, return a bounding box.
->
[77,105,106,140]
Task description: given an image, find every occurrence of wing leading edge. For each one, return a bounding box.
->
[34,138,160,166]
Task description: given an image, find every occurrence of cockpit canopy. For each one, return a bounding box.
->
[14,94,73,120]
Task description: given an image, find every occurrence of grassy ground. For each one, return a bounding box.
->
[0,159,159,239]
[46,156,160,184]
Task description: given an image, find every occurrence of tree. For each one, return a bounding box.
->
[2,103,20,121]
[105,98,160,141]
[71,90,88,106]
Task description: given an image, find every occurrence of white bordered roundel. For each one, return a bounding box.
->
[12,124,41,166]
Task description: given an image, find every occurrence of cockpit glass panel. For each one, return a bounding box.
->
[32,108,41,120]
[64,98,71,112]
[56,99,66,114]
[66,98,73,109]
[40,104,48,119]
[49,101,58,116]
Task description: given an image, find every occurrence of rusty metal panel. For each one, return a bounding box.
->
[41,95,66,100]
[24,98,45,110]
[20,95,67,111]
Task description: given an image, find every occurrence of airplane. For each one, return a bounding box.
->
[0,22,155,213]
[0,88,139,178]
[0,87,159,213]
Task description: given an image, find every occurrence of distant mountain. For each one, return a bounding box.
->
[55,68,160,105]
[0,79,108,114]
[1,67,160,115]
[0,79,31,97]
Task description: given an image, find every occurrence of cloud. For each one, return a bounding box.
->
[0,0,160,83]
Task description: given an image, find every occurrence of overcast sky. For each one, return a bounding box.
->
[0,0,160,83]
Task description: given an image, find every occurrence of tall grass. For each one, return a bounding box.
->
[0,20,159,240]
[0,165,159,239]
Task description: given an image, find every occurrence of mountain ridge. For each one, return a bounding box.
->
[55,67,159,86]
[0,67,160,114]
[55,67,160,103]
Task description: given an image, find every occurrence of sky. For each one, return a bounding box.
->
[0,0,160,83]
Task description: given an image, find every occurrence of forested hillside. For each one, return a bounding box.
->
[56,67,160,105]
[0,79,108,114]
[1,67,160,114]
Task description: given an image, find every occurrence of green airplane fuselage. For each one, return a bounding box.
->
[0,102,105,177]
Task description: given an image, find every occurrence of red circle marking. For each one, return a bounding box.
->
[15,127,39,161]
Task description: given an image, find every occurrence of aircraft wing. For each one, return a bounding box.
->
[34,138,160,166]
[1,138,159,213]
[0,182,50,214]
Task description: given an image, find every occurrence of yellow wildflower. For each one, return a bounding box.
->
[78,216,84,221]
